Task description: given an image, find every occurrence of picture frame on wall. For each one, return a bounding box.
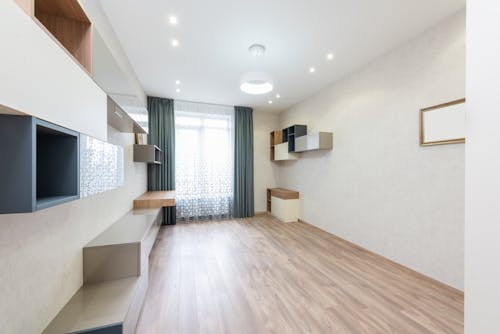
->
[420,98,466,146]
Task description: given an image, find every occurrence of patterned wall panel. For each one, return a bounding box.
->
[80,135,124,198]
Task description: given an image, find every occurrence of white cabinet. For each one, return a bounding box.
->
[267,188,300,223]
[0,0,107,141]
[274,142,300,161]
[271,197,300,223]
[294,132,333,152]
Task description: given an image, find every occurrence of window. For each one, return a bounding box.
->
[174,101,234,220]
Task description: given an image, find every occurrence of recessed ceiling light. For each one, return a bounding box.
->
[176,88,181,93]
[169,16,178,25]
[268,100,273,104]
[326,53,334,60]
[276,94,281,99]
[309,67,316,73]
[171,39,179,47]
[175,80,181,85]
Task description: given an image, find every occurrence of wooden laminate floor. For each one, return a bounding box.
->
[135,215,463,334]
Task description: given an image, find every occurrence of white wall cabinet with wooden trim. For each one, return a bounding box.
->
[0,0,107,141]
[267,188,300,223]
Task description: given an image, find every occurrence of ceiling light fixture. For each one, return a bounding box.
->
[171,39,179,47]
[309,67,316,73]
[276,94,281,99]
[327,53,334,60]
[176,88,181,93]
[248,43,266,57]
[175,80,181,85]
[268,100,273,104]
[240,72,273,95]
[169,15,178,25]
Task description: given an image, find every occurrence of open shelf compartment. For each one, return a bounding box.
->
[35,119,80,210]
[0,115,79,214]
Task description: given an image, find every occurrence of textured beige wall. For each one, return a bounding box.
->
[0,127,147,334]
[253,111,280,212]
[277,10,465,289]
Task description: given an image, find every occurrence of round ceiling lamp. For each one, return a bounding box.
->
[240,72,273,95]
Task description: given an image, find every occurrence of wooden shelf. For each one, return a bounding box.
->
[14,0,93,74]
[269,130,283,161]
[133,191,176,209]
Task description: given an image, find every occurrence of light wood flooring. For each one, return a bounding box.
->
[135,214,463,334]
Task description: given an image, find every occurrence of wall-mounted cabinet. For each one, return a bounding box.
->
[1,0,107,141]
[294,132,333,152]
[107,97,146,134]
[0,115,80,214]
[274,143,300,161]
[284,125,307,152]
[134,145,162,164]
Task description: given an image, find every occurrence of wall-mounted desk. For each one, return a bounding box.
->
[133,191,176,209]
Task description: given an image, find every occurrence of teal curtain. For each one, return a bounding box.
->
[233,106,254,218]
[148,96,176,225]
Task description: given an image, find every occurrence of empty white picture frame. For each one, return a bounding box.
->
[420,98,466,146]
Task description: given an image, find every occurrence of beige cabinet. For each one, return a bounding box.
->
[267,188,300,223]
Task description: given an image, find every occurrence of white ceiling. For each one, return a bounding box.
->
[99,0,465,112]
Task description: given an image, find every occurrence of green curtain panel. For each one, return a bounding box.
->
[147,96,176,225]
[233,106,254,218]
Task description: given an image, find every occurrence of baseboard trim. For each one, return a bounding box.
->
[297,218,464,296]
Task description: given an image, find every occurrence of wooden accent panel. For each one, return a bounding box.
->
[35,0,89,22]
[133,191,176,209]
[135,215,463,334]
[269,187,299,200]
[34,13,92,74]
[14,0,33,14]
[269,130,283,161]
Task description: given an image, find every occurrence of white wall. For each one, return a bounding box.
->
[465,2,500,332]
[0,0,108,141]
[277,10,465,289]
[253,111,280,212]
[0,127,147,334]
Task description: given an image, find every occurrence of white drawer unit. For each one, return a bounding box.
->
[267,188,300,223]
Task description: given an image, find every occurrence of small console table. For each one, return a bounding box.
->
[267,188,300,223]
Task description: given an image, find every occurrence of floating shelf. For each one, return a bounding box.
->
[294,132,333,152]
[133,144,162,164]
[0,115,79,214]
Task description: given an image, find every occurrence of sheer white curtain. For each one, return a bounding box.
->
[174,101,234,221]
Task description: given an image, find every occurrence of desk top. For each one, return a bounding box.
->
[133,191,176,209]
[268,188,299,200]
